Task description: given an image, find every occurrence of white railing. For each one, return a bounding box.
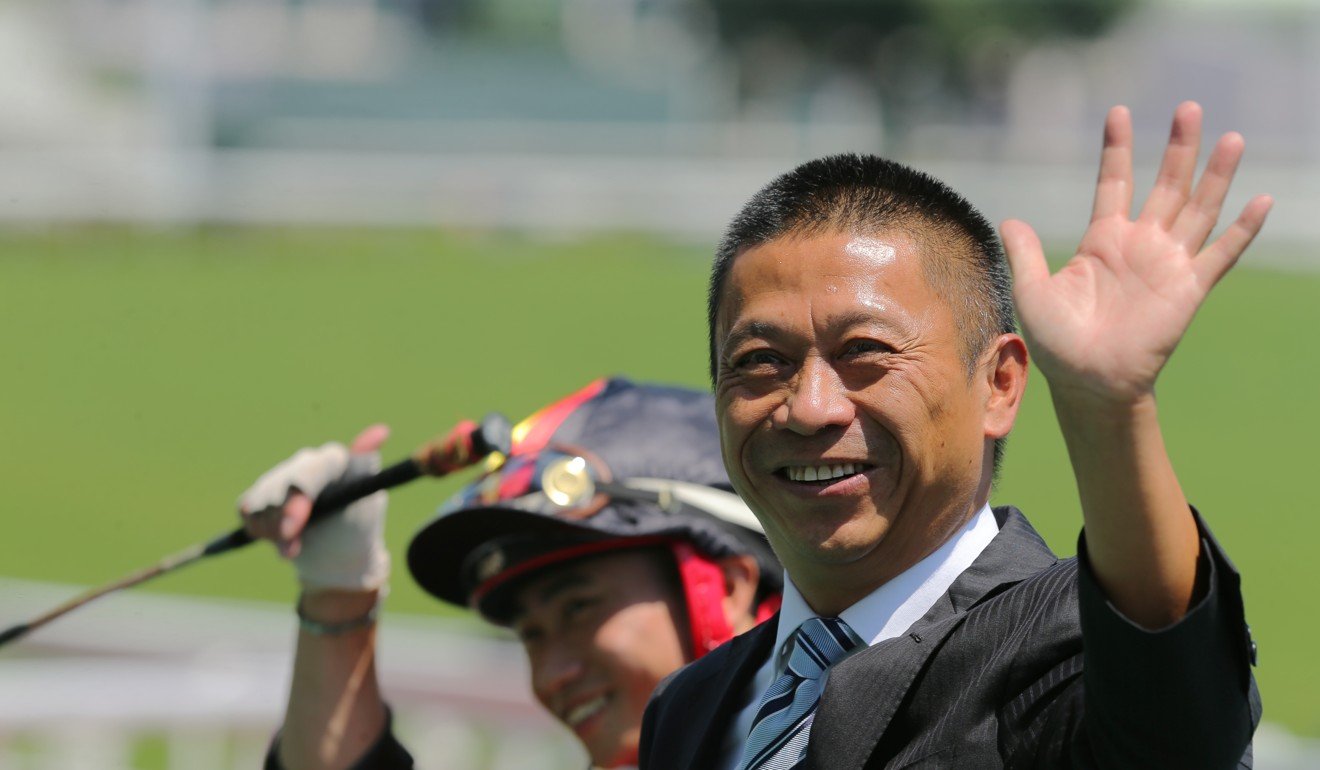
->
[3,578,1318,768]
[0,578,585,770]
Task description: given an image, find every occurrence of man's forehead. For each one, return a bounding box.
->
[730,226,922,280]
[524,566,594,602]
[716,229,932,330]
[510,550,664,617]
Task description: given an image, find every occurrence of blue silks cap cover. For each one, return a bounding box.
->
[406,377,780,619]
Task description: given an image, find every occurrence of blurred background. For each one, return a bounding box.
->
[0,0,1316,767]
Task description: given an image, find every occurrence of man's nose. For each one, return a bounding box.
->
[775,356,855,435]
[532,645,586,703]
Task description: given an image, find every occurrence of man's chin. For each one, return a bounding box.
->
[800,535,887,566]
[593,737,639,769]
[583,720,640,769]
[775,515,892,567]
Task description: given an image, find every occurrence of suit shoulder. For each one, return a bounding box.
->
[642,630,768,766]
[1001,553,1077,597]
[651,637,738,705]
[966,554,1081,641]
[647,620,772,723]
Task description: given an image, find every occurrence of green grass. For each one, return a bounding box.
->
[1,226,1316,735]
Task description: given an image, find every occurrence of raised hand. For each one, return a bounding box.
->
[237,424,392,592]
[1001,102,1272,405]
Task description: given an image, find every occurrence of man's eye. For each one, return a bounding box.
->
[842,339,893,357]
[734,350,786,370]
[562,596,599,621]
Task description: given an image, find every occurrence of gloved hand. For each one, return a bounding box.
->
[237,426,391,592]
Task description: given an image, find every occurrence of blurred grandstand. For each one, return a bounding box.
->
[0,0,1315,253]
[1,2,1317,768]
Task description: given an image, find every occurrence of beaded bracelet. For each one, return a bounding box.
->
[296,595,379,636]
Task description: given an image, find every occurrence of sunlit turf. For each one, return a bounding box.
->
[1,226,1316,735]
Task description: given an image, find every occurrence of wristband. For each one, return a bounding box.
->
[296,595,379,636]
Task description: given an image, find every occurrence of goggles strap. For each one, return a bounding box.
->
[616,478,764,533]
[670,542,734,658]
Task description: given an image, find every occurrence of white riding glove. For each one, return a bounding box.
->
[237,442,391,592]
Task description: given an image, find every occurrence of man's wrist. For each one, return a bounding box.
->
[1050,386,1159,435]
[297,588,381,625]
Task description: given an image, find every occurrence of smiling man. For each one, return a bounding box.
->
[640,103,1269,768]
[240,378,782,769]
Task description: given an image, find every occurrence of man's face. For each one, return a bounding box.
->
[713,230,1001,602]
[512,550,688,768]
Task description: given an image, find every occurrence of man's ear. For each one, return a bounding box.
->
[717,554,761,635]
[983,333,1028,440]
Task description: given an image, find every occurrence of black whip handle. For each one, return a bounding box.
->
[206,458,424,557]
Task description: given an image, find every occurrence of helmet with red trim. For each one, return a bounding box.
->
[406,377,782,657]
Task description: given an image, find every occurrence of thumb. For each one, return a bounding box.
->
[999,219,1050,291]
[350,423,390,455]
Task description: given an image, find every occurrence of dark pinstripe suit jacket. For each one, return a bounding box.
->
[640,506,1259,769]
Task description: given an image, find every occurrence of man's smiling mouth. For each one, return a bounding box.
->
[776,462,874,484]
[564,694,609,728]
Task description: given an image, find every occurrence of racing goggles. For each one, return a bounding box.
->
[439,445,646,519]
[439,445,762,533]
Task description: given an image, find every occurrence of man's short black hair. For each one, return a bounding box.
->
[707,153,1017,473]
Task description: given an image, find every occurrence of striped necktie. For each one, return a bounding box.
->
[736,616,864,770]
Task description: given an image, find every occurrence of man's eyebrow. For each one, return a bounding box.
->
[723,312,912,352]
[512,570,593,622]
[721,320,789,352]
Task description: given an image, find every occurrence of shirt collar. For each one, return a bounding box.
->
[770,503,1000,673]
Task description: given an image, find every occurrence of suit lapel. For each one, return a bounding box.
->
[675,616,779,769]
[805,507,1057,769]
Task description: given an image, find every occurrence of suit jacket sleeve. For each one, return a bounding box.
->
[263,709,415,770]
[1024,510,1259,769]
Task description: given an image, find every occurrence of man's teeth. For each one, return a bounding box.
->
[786,463,862,483]
[565,695,608,727]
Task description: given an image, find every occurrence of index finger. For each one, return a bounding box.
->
[276,491,314,557]
[1090,105,1134,222]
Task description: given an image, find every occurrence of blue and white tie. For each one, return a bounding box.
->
[736,616,864,770]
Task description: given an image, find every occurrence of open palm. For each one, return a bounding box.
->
[1002,103,1272,404]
